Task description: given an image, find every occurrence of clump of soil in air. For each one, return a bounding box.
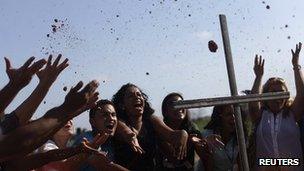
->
[208,40,218,53]
[287,36,291,39]
[41,18,85,55]
[285,24,288,28]
[266,5,270,9]
[277,49,281,53]
[103,80,106,83]
[63,86,67,92]
[43,101,46,104]
[146,72,150,75]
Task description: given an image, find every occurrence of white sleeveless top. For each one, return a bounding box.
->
[256,109,303,171]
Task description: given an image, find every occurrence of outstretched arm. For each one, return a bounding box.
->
[4,142,97,171]
[249,55,264,123]
[150,115,188,160]
[14,54,69,126]
[0,80,99,162]
[115,120,145,154]
[0,57,46,117]
[290,42,304,121]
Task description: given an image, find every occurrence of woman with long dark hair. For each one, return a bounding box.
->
[156,92,201,171]
[112,83,188,171]
[199,105,247,171]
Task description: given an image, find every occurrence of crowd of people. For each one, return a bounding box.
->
[0,42,303,171]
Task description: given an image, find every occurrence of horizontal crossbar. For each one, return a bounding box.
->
[173,91,290,109]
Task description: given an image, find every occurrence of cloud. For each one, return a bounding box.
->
[194,31,213,42]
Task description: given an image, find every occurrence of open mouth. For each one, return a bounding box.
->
[105,122,116,132]
[133,100,143,110]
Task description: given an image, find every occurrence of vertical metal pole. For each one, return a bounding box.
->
[219,14,249,171]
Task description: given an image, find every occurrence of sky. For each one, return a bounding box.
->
[1,0,304,129]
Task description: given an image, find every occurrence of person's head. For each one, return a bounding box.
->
[205,105,235,134]
[53,120,74,141]
[162,92,188,124]
[89,100,117,136]
[262,77,291,113]
[112,83,154,121]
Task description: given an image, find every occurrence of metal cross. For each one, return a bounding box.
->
[173,15,290,171]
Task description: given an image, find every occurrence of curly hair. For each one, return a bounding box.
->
[112,83,154,121]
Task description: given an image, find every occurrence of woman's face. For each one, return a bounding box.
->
[55,120,74,138]
[165,95,186,122]
[123,86,145,118]
[265,83,287,113]
[220,106,235,132]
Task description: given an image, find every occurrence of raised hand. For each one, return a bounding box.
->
[292,42,302,67]
[63,80,99,117]
[4,57,46,88]
[253,55,264,78]
[37,54,69,85]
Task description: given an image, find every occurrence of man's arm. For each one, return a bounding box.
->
[0,80,99,162]
[14,54,69,125]
[4,142,96,171]
[0,57,46,117]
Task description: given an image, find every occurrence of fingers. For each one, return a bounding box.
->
[47,55,52,66]
[261,59,265,67]
[22,56,35,68]
[259,55,262,65]
[53,54,62,66]
[81,80,99,94]
[82,137,90,144]
[254,54,258,65]
[58,58,69,72]
[29,59,47,74]
[70,81,84,93]
[4,57,11,71]
[136,145,145,154]
[254,55,264,66]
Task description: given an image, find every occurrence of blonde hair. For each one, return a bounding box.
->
[262,77,293,116]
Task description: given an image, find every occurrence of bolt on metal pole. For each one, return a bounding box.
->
[219,14,249,171]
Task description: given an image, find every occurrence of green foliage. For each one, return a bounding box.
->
[192,116,211,131]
